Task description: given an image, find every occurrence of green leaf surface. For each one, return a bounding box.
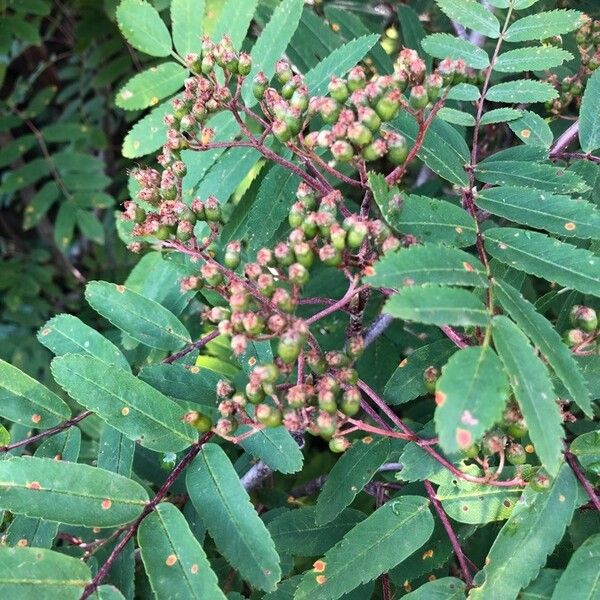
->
[438,107,476,127]
[521,569,562,600]
[421,33,489,69]
[0,546,91,599]
[116,0,172,57]
[476,186,600,239]
[486,80,558,104]
[485,227,600,297]
[211,0,259,50]
[403,577,466,599]
[367,245,486,289]
[295,497,434,600]
[171,0,205,56]
[551,533,600,600]
[51,354,197,453]
[0,358,71,430]
[470,464,581,600]
[268,507,365,557]
[384,286,490,327]
[186,444,281,591]
[494,47,573,73]
[138,503,226,600]
[97,425,135,477]
[494,280,591,416]
[85,281,191,351]
[384,339,457,405]
[435,346,510,453]
[505,10,585,43]
[122,98,172,158]
[435,0,500,38]
[0,456,148,527]
[480,108,522,126]
[37,314,130,370]
[474,161,588,194]
[315,436,391,525]
[579,69,600,153]
[116,62,187,111]
[447,83,481,101]
[492,316,563,476]
[570,431,600,476]
[508,110,553,147]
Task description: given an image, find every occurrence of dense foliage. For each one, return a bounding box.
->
[1,1,599,599]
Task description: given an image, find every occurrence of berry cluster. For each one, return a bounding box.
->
[563,304,598,352]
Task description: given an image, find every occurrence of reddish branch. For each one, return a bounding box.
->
[565,450,600,512]
[162,329,220,364]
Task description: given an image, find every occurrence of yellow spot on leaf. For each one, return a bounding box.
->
[435,391,446,406]
[564,222,576,231]
[41,328,51,336]
[331,23,340,32]
[101,499,112,510]
[27,481,41,490]
[559,494,565,502]
[455,227,463,234]
[121,407,130,416]
[399,358,408,368]
[116,285,125,293]
[362,436,374,444]
[150,96,159,106]
[166,554,178,566]
[463,262,474,272]
[521,129,531,139]
[313,560,326,573]
[315,575,327,585]
[191,564,199,574]
[248,357,257,367]
[428,575,437,582]
[403,581,412,593]
[525,444,534,454]
[31,414,42,424]
[422,549,434,559]
[17,539,28,547]
[190,366,200,374]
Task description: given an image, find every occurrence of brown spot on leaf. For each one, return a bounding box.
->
[455,227,463,234]
[191,564,199,574]
[315,575,327,585]
[27,481,41,490]
[363,266,375,277]
[31,414,41,424]
[422,549,434,560]
[559,494,565,502]
[17,539,28,547]
[503,500,511,508]
[121,407,130,416]
[520,129,531,139]
[116,285,125,293]
[313,560,326,573]
[428,575,437,582]
[435,391,446,406]
[362,436,374,444]
[403,277,415,286]
[525,444,534,454]
[166,554,178,566]
[399,358,408,368]
[248,357,257,367]
[403,581,412,593]
[463,262,474,272]
[101,499,112,510]
[41,328,51,336]
[564,222,576,231]
[189,366,200,374]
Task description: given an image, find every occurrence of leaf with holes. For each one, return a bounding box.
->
[0,456,148,527]
[435,345,510,453]
[51,354,197,452]
[138,503,226,600]
[116,0,172,57]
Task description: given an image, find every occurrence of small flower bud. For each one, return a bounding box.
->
[347,66,367,91]
[328,76,349,102]
[331,140,354,163]
[329,436,351,453]
[319,244,343,267]
[256,404,283,427]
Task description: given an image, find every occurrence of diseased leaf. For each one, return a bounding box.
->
[116,62,187,111]
[403,577,466,600]
[51,354,197,453]
[367,245,487,289]
[435,0,500,38]
[485,228,600,297]
[492,316,563,476]
[579,68,600,153]
[116,0,172,57]
[295,497,434,600]
[435,346,510,453]
[0,456,148,527]
[0,546,91,599]
[122,98,172,158]
[0,358,71,430]
[37,314,130,370]
[470,464,582,600]
[384,286,490,327]
[494,47,573,73]
[85,281,191,351]
[186,444,281,591]
[315,436,391,525]
[138,503,226,600]
[171,0,205,57]
[421,33,489,69]
[505,10,585,43]
[494,280,591,416]
[508,110,553,147]
[486,80,558,104]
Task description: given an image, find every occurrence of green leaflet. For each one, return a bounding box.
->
[579,69,600,154]
[508,110,553,148]
[95,586,126,600]
[242,0,304,106]
[97,425,135,477]
[492,316,563,476]
[304,34,379,96]
[551,533,600,600]
[437,475,522,524]
[447,83,481,101]
[403,577,466,599]
[0,456,148,527]
[315,436,391,525]
[85,281,191,351]
[480,108,522,126]
[295,497,434,600]
[521,569,562,600]
[485,228,600,297]
[570,431,600,476]
[494,47,573,73]
[384,339,458,405]
[493,281,591,416]
[171,0,205,56]
[505,10,585,43]
[186,444,281,591]
[438,107,476,127]
[268,507,365,556]
[138,503,226,600]
[421,33,489,69]
[51,354,197,453]
[116,62,187,111]
[384,286,490,327]
[122,97,172,158]
[470,464,581,600]
[0,546,91,599]
[37,314,130,370]
[116,0,172,57]
[0,358,71,429]
[435,346,510,453]
[435,0,500,38]
[366,244,487,289]
[486,80,558,104]
[211,0,259,50]
[5,429,81,548]
[396,5,429,67]
[476,186,600,239]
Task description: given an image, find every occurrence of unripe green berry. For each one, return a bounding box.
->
[340,387,361,416]
[252,72,268,100]
[386,133,409,165]
[329,436,351,453]
[505,420,528,439]
[293,242,315,268]
[246,382,265,405]
[204,197,222,222]
[307,350,328,375]
[319,390,338,414]
[347,221,369,249]
[563,328,586,348]
[423,366,439,395]
[288,262,309,286]
[362,139,387,162]
[346,122,373,147]
[329,76,350,102]
[256,404,283,427]
[224,242,242,269]
[375,93,400,121]
[569,305,598,332]
[275,59,293,84]
[461,444,480,459]
[347,66,366,91]
[277,330,303,364]
[154,224,173,241]
[273,119,293,143]
[338,367,359,385]
[316,411,337,440]
[238,52,252,76]
[506,443,527,466]
[184,410,213,432]
[331,140,354,163]
[176,220,194,242]
[319,244,343,267]
[409,85,429,109]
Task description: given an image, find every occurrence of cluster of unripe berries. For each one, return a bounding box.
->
[562,305,598,352]
[253,49,468,165]
[183,337,365,453]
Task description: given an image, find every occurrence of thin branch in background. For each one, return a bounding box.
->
[565,451,600,512]
[162,329,220,364]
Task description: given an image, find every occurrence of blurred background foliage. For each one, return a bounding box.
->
[1,0,598,381]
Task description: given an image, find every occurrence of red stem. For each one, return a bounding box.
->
[162,330,220,364]
[565,451,600,512]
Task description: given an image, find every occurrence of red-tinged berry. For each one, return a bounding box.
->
[319,244,343,267]
[329,436,351,453]
[425,73,444,101]
[288,262,309,286]
[238,52,252,76]
[224,241,242,269]
[246,382,265,405]
[340,387,361,416]
[345,335,365,359]
[506,443,527,466]
[483,429,506,455]
[275,59,293,84]
[274,242,295,267]
[563,328,586,348]
[318,390,338,414]
[256,404,283,427]
[375,92,400,121]
[326,351,349,369]
[176,220,194,241]
[347,66,366,91]
[329,76,350,102]
[273,119,292,143]
[530,472,552,492]
[215,417,237,437]
[252,72,268,100]
[409,85,429,110]
[362,139,387,162]
[293,242,315,268]
[347,220,369,249]
[423,365,439,395]
[257,273,276,296]
[185,411,213,432]
[307,349,328,375]
[277,330,303,363]
[204,196,222,222]
[273,287,295,313]
[331,140,354,163]
[316,411,337,439]
[569,305,598,332]
[200,263,224,286]
[386,132,409,165]
[358,106,381,131]
[286,384,311,408]
[338,367,359,385]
